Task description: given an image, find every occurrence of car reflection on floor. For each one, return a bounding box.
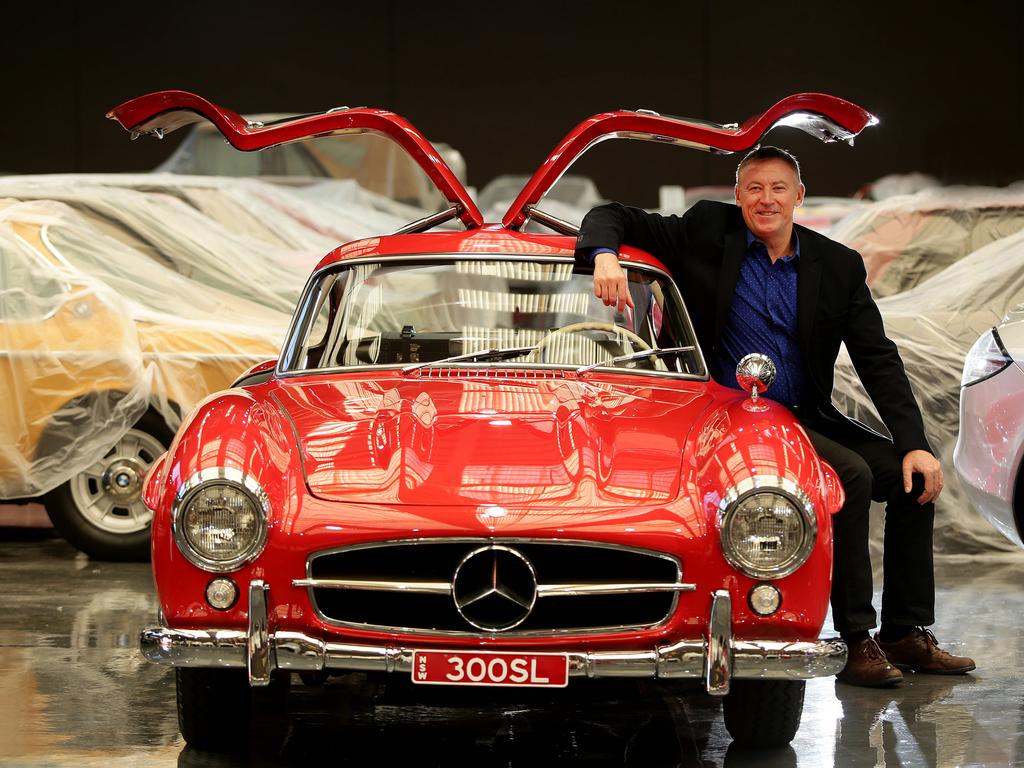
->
[1,529,1021,767]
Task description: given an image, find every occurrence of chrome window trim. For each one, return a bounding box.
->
[716,475,817,580]
[300,536,687,638]
[276,253,708,382]
[171,467,271,573]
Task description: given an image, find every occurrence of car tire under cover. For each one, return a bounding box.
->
[176,668,290,751]
[721,679,805,747]
[42,410,173,561]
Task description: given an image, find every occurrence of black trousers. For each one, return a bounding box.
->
[798,416,936,634]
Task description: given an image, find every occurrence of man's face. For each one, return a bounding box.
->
[734,158,805,242]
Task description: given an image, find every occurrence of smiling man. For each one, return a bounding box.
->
[574,146,975,687]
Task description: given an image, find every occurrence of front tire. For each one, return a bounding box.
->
[176,668,289,752]
[722,679,805,747]
[42,410,172,561]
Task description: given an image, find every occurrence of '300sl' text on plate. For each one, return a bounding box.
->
[411,650,570,688]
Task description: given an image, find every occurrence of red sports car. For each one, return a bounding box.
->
[112,91,872,750]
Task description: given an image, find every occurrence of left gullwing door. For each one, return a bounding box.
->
[502,92,877,230]
[107,90,484,229]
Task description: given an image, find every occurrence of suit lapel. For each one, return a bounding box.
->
[796,232,822,359]
[715,227,747,339]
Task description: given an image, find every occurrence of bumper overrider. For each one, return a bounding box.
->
[140,581,845,696]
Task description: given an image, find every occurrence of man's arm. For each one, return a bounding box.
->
[575,202,691,312]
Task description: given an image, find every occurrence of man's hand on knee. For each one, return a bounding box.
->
[902,449,943,504]
[593,251,634,312]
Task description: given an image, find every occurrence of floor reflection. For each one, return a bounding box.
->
[2,533,1023,767]
[174,677,799,768]
[832,675,976,767]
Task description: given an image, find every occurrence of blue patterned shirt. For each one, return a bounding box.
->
[713,232,804,407]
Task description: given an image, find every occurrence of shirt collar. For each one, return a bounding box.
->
[746,228,800,262]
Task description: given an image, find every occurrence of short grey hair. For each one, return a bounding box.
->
[735,146,802,186]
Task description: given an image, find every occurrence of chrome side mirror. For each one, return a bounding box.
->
[736,353,776,412]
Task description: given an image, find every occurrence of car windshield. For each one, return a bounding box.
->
[280,257,705,378]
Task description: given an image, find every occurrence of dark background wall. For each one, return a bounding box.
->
[1,1,1021,207]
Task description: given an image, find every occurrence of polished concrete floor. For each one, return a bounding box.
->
[1,528,1022,767]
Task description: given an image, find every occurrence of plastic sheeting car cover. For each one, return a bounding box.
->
[832,227,1024,553]
[0,175,422,311]
[0,170,429,499]
[0,197,298,497]
[831,187,1024,298]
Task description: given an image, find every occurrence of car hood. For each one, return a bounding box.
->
[272,375,712,507]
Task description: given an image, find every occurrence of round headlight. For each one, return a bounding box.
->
[173,469,269,572]
[719,480,815,579]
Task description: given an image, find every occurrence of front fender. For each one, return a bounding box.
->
[149,387,303,622]
[691,397,837,638]
[821,460,846,515]
[142,453,167,512]
[694,399,842,518]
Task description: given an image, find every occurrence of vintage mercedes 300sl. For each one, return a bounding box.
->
[111,90,873,750]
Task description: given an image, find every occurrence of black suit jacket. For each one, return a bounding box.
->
[574,200,930,456]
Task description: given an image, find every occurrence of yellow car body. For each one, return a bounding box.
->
[1,200,284,558]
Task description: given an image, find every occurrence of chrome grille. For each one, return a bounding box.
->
[299,539,689,636]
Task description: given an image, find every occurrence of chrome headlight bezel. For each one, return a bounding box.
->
[172,467,270,572]
[717,476,817,580]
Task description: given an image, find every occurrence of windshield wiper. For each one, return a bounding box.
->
[401,345,539,374]
[575,346,696,375]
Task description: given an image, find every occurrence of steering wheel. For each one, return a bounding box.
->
[531,321,662,368]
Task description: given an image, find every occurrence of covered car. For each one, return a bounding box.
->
[111,90,873,749]
[832,228,1024,553]
[830,186,1024,298]
[0,173,422,259]
[0,170,431,559]
[0,197,287,559]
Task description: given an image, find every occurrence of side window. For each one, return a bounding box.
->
[306,286,334,353]
[301,278,338,369]
[294,270,352,370]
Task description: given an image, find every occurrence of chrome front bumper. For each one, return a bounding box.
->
[140,582,845,696]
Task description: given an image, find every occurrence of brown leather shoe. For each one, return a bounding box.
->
[874,628,976,674]
[837,637,903,687]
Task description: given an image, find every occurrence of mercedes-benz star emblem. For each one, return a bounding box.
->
[452,545,538,631]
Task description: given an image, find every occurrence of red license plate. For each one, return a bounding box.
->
[411,650,569,688]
